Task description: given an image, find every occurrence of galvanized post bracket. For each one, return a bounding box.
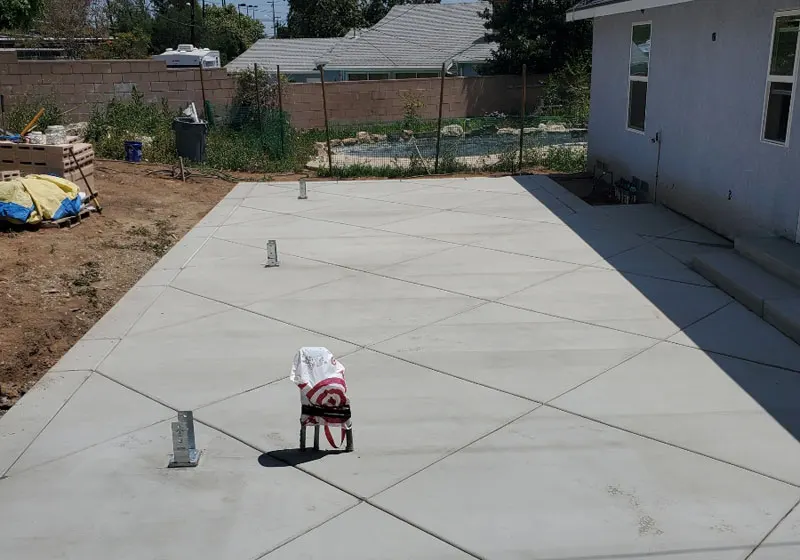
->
[168,411,201,468]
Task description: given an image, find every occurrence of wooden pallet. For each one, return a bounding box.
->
[40,207,97,229]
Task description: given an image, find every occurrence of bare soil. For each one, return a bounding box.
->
[0,162,556,416]
[0,161,260,415]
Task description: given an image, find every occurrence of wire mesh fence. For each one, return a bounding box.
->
[80,63,587,176]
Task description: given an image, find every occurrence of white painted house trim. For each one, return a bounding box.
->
[760,9,800,148]
[566,0,695,22]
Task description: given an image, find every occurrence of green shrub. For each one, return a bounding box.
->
[5,96,65,133]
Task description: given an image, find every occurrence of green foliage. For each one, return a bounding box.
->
[107,0,152,34]
[200,5,265,65]
[538,53,591,126]
[400,91,424,130]
[86,90,177,162]
[482,0,592,75]
[287,0,364,38]
[523,145,587,173]
[6,96,64,133]
[91,30,151,59]
[0,0,44,30]
[229,67,283,126]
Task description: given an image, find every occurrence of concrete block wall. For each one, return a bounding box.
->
[282,74,546,129]
[0,50,235,121]
[0,49,543,129]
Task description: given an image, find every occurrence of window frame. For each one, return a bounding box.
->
[627,21,652,134]
[761,9,800,147]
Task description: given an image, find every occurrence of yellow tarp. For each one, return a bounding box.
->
[0,175,82,224]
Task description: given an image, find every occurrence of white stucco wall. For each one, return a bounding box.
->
[588,0,800,242]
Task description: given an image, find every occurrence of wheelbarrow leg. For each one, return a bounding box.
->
[345,428,354,452]
[300,425,306,451]
[313,425,320,450]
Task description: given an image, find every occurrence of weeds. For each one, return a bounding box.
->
[64,261,102,307]
[6,96,65,133]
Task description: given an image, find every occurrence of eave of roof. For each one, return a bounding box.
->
[566,0,695,21]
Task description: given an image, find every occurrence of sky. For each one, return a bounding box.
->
[203,0,479,37]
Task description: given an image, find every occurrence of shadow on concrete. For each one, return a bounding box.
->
[511,175,800,452]
[258,449,349,468]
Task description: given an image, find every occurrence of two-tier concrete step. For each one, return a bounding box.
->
[692,244,800,345]
[735,236,800,289]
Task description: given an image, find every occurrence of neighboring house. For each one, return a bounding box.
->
[225,38,341,82]
[226,2,495,82]
[569,0,800,243]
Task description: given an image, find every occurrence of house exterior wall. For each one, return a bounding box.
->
[588,0,800,241]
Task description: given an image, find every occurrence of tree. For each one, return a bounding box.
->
[362,0,440,27]
[482,0,592,75]
[201,5,265,65]
[287,0,364,38]
[106,0,151,35]
[0,0,45,30]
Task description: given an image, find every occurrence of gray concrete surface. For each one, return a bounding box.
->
[2,174,800,559]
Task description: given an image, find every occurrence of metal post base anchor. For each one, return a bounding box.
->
[168,411,201,468]
[298,178,308,200]
[265,239,280,267]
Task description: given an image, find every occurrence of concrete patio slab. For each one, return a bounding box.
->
[501,266,732,339]
[0,422,358,560]
[83,285,166,340]
[98,306,358,409]
[373,303,655,401]
[373,406,800,560]
[376,245,580,300]
[381,210,543,245]
[378,186,501,210]
[7,373,173,475]
[553,342,800,485]
[294,195,442,227]
[264,503,473,559]
[246,271,480,346]
[197,349,535,498]
[669,301,800,372]
[593,243,714,286]
[0,370,91,476]
[451,189,576,223]
[475,218,646,265]
[171,238,354,307]
[3,175,799,560]
[748,502,800,559]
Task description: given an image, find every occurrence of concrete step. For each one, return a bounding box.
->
[692,250,800,345]
[735,236,800,289]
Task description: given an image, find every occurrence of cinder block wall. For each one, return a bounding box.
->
[283,74,546,129]
[0,50,236,121]
[0,49,543,129]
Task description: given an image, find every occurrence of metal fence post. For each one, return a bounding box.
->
[277,64,285,158]
[518,63,527,172]
[434,62,446,174]
[319,65,333,176]
[254,63,264,151]
[198,63,207,120]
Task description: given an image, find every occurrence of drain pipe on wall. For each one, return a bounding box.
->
[650,130,663,204]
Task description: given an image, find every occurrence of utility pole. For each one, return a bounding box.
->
[267,0,276,36]
[202,0,206,18]
[190,1,196,45]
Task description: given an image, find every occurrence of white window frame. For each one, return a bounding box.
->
[762,10,800,146]
[627,21,652,134]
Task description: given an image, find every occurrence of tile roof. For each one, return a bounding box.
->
[326,2,494,71]
[227,2,495,74]
[226,38,341,73]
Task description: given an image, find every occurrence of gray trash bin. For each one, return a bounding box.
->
[172,117,208,162]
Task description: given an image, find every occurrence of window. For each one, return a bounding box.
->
[628,23,651,132]
[367,73,389,80]
[347,73,367,81]
[763,12,800,145]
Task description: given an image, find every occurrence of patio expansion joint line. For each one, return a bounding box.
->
[743,496,800,559]
[543,401,800,490]
[0,372,93,478]
[194,417,487,560]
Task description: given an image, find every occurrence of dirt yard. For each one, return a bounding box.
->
[0,162,565,416]
[0,161,269,415]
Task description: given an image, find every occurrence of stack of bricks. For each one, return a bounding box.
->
[0,142,95,188]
